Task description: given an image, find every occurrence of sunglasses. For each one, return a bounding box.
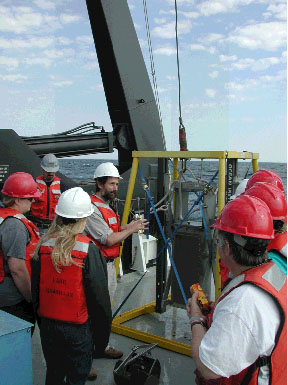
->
[21,197,34,202]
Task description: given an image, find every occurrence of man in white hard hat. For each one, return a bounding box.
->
[84,162,148,359]
[30,153,69,234]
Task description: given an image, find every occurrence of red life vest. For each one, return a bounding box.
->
[38,234,90,324]
[267,232,287,258]
[197,261,287,385]
[0,208,40,280]
[87,195,121,260]
[31,175,61,221]
[219,260,230,289]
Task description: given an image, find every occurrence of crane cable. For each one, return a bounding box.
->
[174,0,188,151]
[142,0,165,145]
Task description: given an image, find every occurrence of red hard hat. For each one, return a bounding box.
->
[1,172,41,199]
[245,182,287,221]
[246,170,284,192]
[211,195,274,239]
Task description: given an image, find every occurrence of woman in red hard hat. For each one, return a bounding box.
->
[245,169,285,193]
[245,182,287,275]
[0,172,41,327]
[187,195,286,385]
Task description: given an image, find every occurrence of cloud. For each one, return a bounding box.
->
[33,0,55,10]
[232,56,284,71]
[225,78,260,91]
[228,22,286,50]
[198,33,224,44]
[59,14,81,24]
[152,20,192,39]
[205,88,217,97]
[0,56,19,70]
[260,69,286,83]
[228,94,257,102]
[158,87,169,93]
[76,35,94,45]
[263,3,287,20]
[167,75,176,80]
[90,84,104,91]
[190,44,205,51]
[0,74,28,82]
[0,5,81,35]
[178,11,200,19]
[52,80,73,87]
[128,1,135,10]
[154,46,176,55]
[43,48,75,59]
[219,54,237,62]
[0,37,54,50]
[57,37,73,46]
[154,18,167,24]
[82,62,99,70]
[0,5,45,34]
[24,57,52,67]
[190,44,217,54]
[159,9,175,16]
[197,0,257,16]
[209,70,219,78]
[166,0,195,4]
[138,38,148,49]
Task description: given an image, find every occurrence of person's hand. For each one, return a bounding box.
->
[187,290,206,319]
[129,218,149,232]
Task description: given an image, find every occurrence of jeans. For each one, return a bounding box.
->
[40,318,93,385]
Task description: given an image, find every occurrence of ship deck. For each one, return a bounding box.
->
[32,265,197,384]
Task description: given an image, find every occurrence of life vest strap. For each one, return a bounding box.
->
[240,356,271,385]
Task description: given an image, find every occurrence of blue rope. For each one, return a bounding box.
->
[156,170,218,258]
[112,271,148,320]
[112,168,218,316]
[138,166,188,306]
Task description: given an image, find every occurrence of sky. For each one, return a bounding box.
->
[0,0,286,162]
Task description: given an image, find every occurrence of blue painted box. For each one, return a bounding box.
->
[0,310,33,385]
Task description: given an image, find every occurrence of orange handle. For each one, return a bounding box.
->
[191,283,210,314]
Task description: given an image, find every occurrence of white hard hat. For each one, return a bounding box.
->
[93,162,122,179]
[230,179,249,201]
[41,153,59,172]
[55,187,94,218]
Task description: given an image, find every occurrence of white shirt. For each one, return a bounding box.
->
[199,282,281,384]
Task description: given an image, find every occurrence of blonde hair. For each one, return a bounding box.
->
[33,216,87,273]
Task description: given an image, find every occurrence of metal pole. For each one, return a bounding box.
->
[115,157,139,277]
[215,157,226,298]
[156,158,168,313]
[252,159,259,173]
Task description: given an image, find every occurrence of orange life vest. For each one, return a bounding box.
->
[0,208,40,280]
[87,195,121,260]
[197,261,287,385]
[267,232,287,258]
[38,234,90,324]
[31,175,61,221]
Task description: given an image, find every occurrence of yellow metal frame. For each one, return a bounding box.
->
[113,150,259,356]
